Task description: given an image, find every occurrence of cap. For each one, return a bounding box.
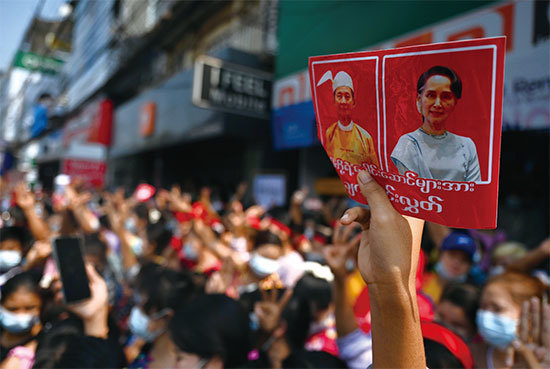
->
[134,184,156,202]
[333,71,353,92]
[421,320,474,369]
[441,232,476,260]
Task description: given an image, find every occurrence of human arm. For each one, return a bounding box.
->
[66,186,100,234]
[340,170,426,369]
[14,182,50,241]
[506,238,550,274]
[323,223,361,337]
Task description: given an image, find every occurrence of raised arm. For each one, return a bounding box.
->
[341,170,426,369]
[14,183,50,241]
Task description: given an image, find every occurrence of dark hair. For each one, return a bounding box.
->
[32,317,126,368]
[293,273,332,312]
[146,221,172,255]
[439,283,480,333]
[283,349,348,368]
[253,230,282,250]
[1,270,43,304]
[282,293,313,350]
[170,294,251,368]
[134,203,149,221]
[134,262,198,315]
[0,226,28,251]
[424,338,464,369]
[83,233,107,266]
[417,66,462,99]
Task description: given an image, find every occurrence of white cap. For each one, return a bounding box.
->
[333,71,353,92]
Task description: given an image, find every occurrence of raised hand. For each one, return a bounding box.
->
[512,297,550,369]
[254,288,293,333]
[323,223,361,281]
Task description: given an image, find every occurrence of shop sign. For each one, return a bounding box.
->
[13,51,64,75]
[193,55,272,119]
[63,99,113,147]
[273,1,549,131]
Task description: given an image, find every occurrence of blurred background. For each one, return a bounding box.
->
[0,0,548,244]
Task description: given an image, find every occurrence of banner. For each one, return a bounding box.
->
[309,37,505,228]
[275,1,549,132]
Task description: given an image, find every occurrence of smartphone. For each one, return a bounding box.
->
[52,236,91,304]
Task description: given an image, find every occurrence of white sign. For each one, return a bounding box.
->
[253,174,287,209]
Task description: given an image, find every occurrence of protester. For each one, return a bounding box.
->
[0,271,43,368]
[0,174,545,369]
[470,271,546,368]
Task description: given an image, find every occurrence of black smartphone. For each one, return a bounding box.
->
[52,236,91,304]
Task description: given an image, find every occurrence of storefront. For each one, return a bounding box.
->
[108,48,280,196]
[272,0,549,242]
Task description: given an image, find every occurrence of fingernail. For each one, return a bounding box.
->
[358,171,371,184]
[512,340,521,349]
[341,213,350,222]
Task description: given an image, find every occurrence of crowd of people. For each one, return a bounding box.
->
[0,171,548,369]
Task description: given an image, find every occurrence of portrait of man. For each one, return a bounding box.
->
[324,71,380,168]
[390,66,481,182]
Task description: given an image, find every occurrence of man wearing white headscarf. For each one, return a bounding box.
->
[324,72,379,168]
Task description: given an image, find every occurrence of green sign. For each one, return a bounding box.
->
[13,51,64,75]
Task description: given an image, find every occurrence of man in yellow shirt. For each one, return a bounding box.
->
[324,71,379,168]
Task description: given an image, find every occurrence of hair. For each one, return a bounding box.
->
[283,349,348,368]
[1,270,43,305]
[170,294,251,368]
[145,221,172,255]
[424,338,465,369]
[293,273,332,312]
[439,283,480,332]
[32,316,126,368]
[0,226,29,251]
[134,203,149,221]
[134,262,198,315]
[82,233,108,267]
[417,66,462,99]
[253,230,282,249]
[485,271,546,307]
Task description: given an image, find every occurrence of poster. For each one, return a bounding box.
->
[309,37,505,228]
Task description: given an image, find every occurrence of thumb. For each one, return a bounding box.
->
[357,171,392,216]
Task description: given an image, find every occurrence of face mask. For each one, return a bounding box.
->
[488,265,505,277]
[129,306,167,342]
[0,306,38,334]
[125,218,138,234]
[435,261,467,283]
[249,254,279,279]
[130,237,144,257]
[304,252,326,264]
[183,242,198,262]
[476,309,518,349]
[0,250,22,271]
[304,227,314,240]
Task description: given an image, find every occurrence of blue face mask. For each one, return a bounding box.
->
[183,242,198,262]
[434,261,467,283]
[129,306,168,342]
[0,306,38,334]
[476,309,518,349]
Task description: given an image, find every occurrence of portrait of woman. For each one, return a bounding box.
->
[390,66,481,182]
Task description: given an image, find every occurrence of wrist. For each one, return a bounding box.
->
[83,309,109,339]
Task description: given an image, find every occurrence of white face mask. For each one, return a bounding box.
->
[249,253,279,278]
[0,250,22,271]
